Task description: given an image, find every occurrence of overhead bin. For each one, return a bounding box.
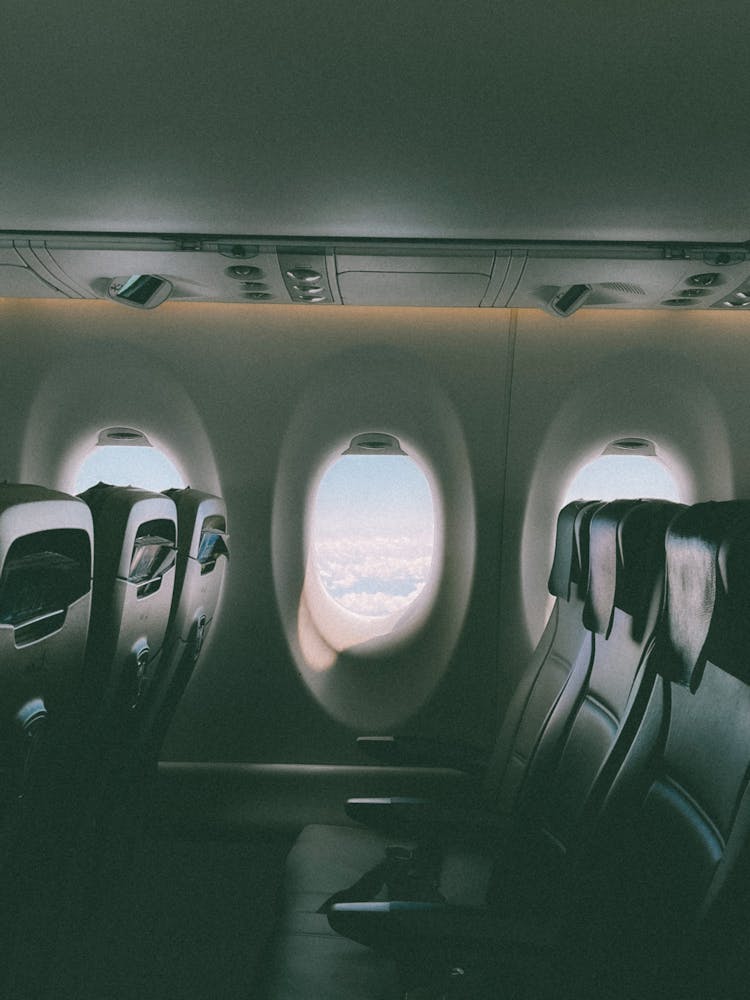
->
[44,248,291,305]
[0,247,68,298]
[334,252,501,307]
[0,266,69,298]
[507,255,750,314]
[3,232,750,312]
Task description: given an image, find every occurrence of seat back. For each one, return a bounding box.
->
[483,499,604,815]
[531,497,683,842]
[581,500,750,997]
[79,484,177,735]
[0,485,93,995]
[141,487,228,752]
[0,484,93,798]
[490,498,684,913]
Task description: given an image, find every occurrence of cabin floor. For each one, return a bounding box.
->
[28,830,292,1000]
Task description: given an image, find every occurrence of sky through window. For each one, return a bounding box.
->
[75,445,185,494]
[562,454,681,505]
[313,455,435,618]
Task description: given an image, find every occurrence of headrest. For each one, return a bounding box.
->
[0,484,93,643]
[661,501,750,690]
[79,483,177,586]
[548,500,602,600]
[163,488,228,563]
[163,488,228,621]
[0,484,93,552]
[583,499,642,636]
[584,499,684,638]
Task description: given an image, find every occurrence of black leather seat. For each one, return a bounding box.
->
[278,499,750,1000]
[279,500,602,920]
[567,500,750,999]
[261,498,682,999]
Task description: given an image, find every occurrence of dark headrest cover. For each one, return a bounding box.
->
[616,500,685,632]
[583,499,643,636]
[702,505,750,685]
[548,500,590,599]
[573,501,606,599]
[661,502,750,690]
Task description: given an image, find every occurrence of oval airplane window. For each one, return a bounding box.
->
[562,448,682,505]
[311,450,435,633]
[74,428,185,493]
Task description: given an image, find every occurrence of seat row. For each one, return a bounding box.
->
[0,481,228,997]
[263,497,750,1000]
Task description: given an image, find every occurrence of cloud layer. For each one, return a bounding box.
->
[315,533,433,617]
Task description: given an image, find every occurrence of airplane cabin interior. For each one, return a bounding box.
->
[1,3,750,998]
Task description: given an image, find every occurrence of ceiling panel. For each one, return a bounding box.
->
[2,1,748,242]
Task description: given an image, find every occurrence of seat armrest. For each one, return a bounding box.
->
[345,796,504,844]
[328,900,548,950]
[357,736,488,774]
[328,900,479,948]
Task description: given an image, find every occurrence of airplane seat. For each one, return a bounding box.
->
[140,487,228,757]
[277,499,603,921]
[26,485,181,1000]
[78,483,177,739]
[0,483,93,826]
[322,497,681,930]
[260,498,685,999]
[64,482,179,915]
[0,484,93,997]
[567,499,750,1000]
[484,497,683,919]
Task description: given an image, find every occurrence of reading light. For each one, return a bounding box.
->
[548,284,592,317]
[97,427,152,447]
[343,433,406,456]
[107,274,172,309]
[603,438,656,456]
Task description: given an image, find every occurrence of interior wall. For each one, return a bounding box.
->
[3,299,749,763]
[499,308,750,716]
[271,346,478,733]
[2,299,511,763]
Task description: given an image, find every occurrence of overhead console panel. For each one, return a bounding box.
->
[335,253,501,307]
[506,254,750,314]
[0,233,748,313]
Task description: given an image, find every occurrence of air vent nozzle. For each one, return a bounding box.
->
[599,282,646,296]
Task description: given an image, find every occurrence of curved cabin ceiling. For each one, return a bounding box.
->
[2,0,749,243]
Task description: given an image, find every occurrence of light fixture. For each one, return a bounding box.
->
[603,438,656,456]
[107,274,172,309]
[548,284,592,317]
[96,427,152,447]
[343,432,406,456]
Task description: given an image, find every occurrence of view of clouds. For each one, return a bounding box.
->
[316,533,433,616]
[313,455,435,618]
